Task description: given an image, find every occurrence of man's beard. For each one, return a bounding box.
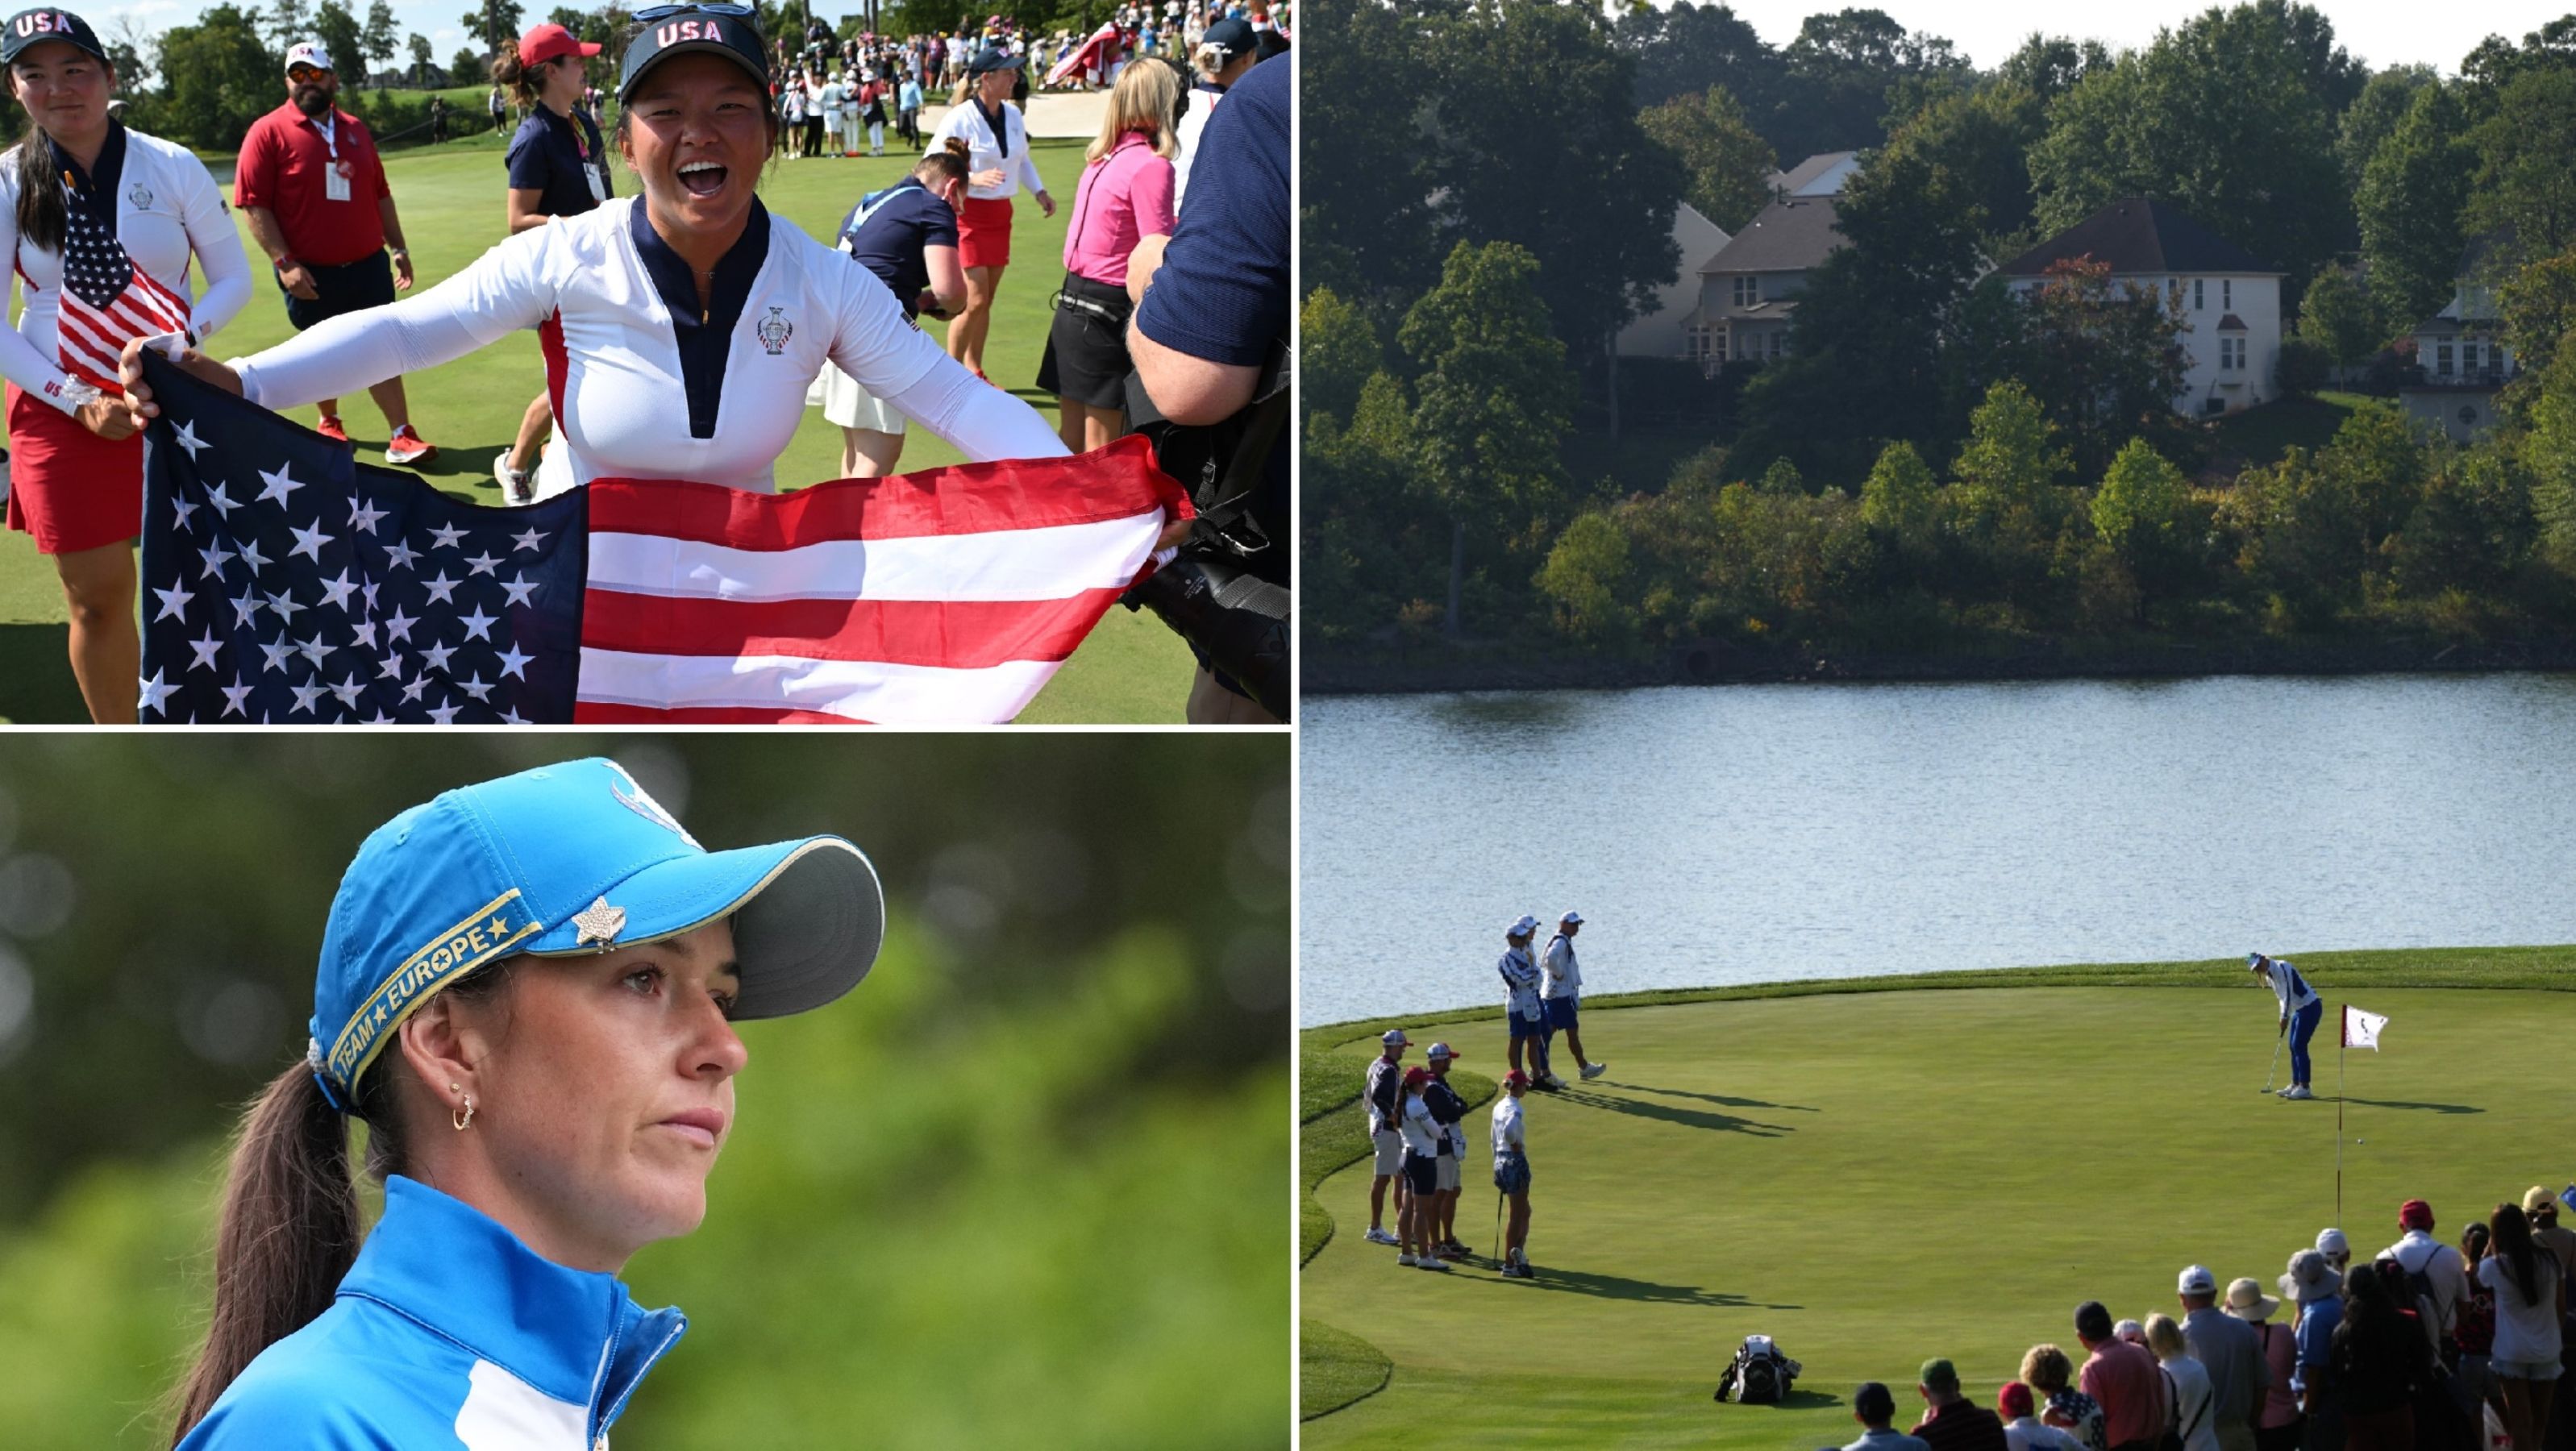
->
[293,83,334,116]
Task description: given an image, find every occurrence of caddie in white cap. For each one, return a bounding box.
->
[1361,1028,1410,1245]
[1496,917,1548,1087]
[1540,910,1605,1085]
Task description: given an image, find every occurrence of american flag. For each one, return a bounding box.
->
[135,349,1187,724]
[56,171,194,391]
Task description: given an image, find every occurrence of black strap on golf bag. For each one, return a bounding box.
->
[1118,343,1291,719]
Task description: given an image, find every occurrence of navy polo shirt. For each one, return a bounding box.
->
[1135,53,1288,584]
[506,105,611,220]
[835,179,958,319]
[630,198,770,439]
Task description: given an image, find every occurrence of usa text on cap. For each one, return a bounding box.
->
[1,8,106,64]
[282,39,331,73]
[307,757,882,1109]
[620,5,772,102]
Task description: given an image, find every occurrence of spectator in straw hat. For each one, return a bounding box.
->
[2180,1264,2270,1451]
[2281,1249,2345,1451]
[2224,1277,2303,1451]
[1913,1357,2009,1451]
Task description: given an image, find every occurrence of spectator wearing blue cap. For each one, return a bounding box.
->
[165,758,885,1448]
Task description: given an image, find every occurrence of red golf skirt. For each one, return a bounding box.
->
[957,195,1015,269]
[6,383,142,555]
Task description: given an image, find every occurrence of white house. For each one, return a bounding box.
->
[1616,202,1732,359]
[2399,234,2521,443]
[1997,198,2285,417]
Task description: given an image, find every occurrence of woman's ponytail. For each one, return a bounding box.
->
[166,1062,363,1445]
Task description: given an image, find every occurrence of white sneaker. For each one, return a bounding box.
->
[1414,1255,1450,1272]
[496,456,533,505]
[1364,1227,1399,1246]
[1580,1062,1607,1080]
[1396,1253,1418,1267]
[2283,1085,2314,1100]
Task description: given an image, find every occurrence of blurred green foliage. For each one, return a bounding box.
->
[0,735,1288,1449]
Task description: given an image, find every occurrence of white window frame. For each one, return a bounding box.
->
[2437,343,2453,376]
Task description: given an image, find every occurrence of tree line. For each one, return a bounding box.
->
[1302,0,2576,663]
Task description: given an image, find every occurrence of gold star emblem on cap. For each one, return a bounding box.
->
[572,896,627,948]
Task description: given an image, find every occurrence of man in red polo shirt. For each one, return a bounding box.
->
[234,39,435,465]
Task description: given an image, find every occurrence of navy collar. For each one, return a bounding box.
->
[975,98,1011,157]
[630,197,772,439]
[51,118,125,228]
[1194,79,1227,94]
[339,1175,687,1442]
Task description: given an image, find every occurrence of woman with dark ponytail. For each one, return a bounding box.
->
[0,6,248,722]
[489,21,607,505]
[169,756,887,1448]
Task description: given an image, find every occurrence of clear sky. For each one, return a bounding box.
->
[1702,0,2572,74]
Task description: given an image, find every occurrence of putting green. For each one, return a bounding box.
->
[1300,969,2576,1447]
[0,132,1193,722]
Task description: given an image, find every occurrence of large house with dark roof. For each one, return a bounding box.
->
[1686,153,1860,370]
[1998,199,2286,417]
[1690,196,1848,368]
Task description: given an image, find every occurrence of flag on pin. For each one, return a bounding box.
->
[2342,1004,2388,1050]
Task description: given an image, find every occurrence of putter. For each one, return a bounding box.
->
[1492,1189,1504,1266]
[2260,1021,2286,1093]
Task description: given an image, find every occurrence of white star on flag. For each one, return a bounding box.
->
[2341,1005,2388,1050]
[257,462,305,507]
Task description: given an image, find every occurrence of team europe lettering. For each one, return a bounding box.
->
[328,912,518,1079]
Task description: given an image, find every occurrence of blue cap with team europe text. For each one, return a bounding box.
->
[306,757,883,1110]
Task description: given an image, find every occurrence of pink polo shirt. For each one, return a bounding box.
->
[1061,131,1176,288]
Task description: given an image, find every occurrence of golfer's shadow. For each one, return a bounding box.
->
[1503,1262,1803,1310]
[1623,1083,1821,1114]
[2339,1096,2483,1115]
[1550,1086,1795,1137]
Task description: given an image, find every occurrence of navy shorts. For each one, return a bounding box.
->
[1494,1152,1529,1195]
[1508,1009,1544,1042]
[1400,1152,1437,1195]
[282,251,397,331]
[1544,996,1579,1030]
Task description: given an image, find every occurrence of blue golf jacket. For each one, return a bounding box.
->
[179,1175,687,1449]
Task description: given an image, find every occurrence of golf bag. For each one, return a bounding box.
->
[1714,1334,1801,1404]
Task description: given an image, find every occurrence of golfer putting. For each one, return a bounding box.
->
[2249,952,2322,1100]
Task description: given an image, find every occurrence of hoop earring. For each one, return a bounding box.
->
[453,1092,476,1131]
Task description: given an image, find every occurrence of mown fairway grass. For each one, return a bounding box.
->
[1300,948,2576,1443]
[0,131,1193,722]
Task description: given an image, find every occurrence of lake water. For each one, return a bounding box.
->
[1299,676,2576,1027]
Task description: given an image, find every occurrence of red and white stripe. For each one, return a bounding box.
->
[573,434,1188,723]
[1047,23,1119,85]
[57,258,192,391]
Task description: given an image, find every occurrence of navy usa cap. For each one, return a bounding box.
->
[306,757,883,1110]
[1,8,106,64]
[618,4,770,102]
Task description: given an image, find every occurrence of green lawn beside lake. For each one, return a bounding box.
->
[0,132,1193,722]
[1300,948,2576,1441]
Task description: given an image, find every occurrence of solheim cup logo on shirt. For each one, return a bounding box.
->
[754,306,793,355]
[127,183,153,211]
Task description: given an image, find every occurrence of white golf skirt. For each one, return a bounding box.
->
[809,363,906,434]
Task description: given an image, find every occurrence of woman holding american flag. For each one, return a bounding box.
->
[0,6,248,722]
